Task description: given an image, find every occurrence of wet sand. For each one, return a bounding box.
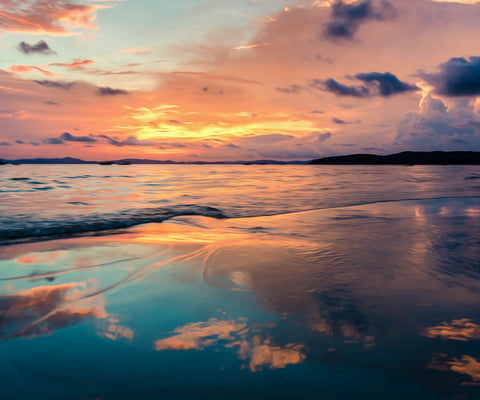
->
[1,197,480,399]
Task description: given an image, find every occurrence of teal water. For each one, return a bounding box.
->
[1,166,480,399]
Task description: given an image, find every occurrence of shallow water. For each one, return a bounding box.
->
[1,166,480,399]
[1,164,480,242]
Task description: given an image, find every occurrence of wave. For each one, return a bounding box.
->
[2,195,479,246]
[0,205,226,245]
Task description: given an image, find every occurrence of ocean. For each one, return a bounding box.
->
[1,164,480,399]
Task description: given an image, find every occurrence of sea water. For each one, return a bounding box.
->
[1,165,480,399]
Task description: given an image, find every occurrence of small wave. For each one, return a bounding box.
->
[0,205,226,245]
[62,175,92,179]
[465,174,480,180]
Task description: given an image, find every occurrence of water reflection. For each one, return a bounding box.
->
[154,318,306,372]
[0,282,106,339]
[154,318,248,351]
[448,356,480,383]
[423,319,480,341]
[429,354,480,385]
[1,197,480,398]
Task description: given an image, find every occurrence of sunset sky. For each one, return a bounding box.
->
[1,0,480,161]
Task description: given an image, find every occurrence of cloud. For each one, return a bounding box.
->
[420,56,480,97]
[18,40,56,55]
[0,0,111,36]
[0,141,11,145]
[313,78,370,98]
[60,131,98,143]
[42,137,64,144]
[9,65,53,77]
[275,84,303,94]
[97,86,129,96]
[15,140,25,144]
[333,117,347,124]
[396,92,480,149]
[355,72,418,96]
[33,80,74,89]
[315,72,417,98]
[51,59,95,69]
[94,134,154,147]
[315,132,332,142]
[324,0,396,40]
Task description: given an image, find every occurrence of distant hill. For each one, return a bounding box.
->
[0,157,307,165]
[3,157,96,164]
[3,152,479,165]
[310,151,480,165]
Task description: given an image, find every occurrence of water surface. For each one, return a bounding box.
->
[1,165,480,399]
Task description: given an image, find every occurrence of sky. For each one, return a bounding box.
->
[0,0,480,161]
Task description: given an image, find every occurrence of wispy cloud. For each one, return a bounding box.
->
[0,0,115,36]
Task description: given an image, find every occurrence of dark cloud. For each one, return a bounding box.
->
[42,138,64,144]
[333,117,347,124]
[18,40,56,55]
[202,86,224,95]
[314,72,417,98]
[314,132,332,143]
[420,56,480,97]
[309,110,325,114]
[15,140,25,144]
[60,132,98,143]
[324,0,396,40]
[96,87,129,96]
[44,101,60,105]
[361,146,384,151]
[33,80,74,90]
[94,134,153,147]
[313,78,370,98]
[276,84,303,94]
[355,72,418,96]
[0,141,11,145]
[30,142,39,146]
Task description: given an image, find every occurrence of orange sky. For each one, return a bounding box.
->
[1,0,480,161]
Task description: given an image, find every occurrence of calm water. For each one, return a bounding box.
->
[1,165,480,399]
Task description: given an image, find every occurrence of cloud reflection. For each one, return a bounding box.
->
[0,282,107,339]
[429,353,480,384]
[448,356,480,382]
[154,318,247,351]
[423,319,480,341]
[154,318,306,372]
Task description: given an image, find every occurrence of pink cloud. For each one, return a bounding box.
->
[51,59,95,68]
[0,0,112,35]
[9,64,54,76]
